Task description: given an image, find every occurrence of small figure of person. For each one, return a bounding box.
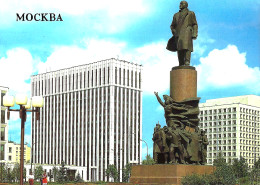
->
[187,128,201,164]
[40,175,42,185]
[153,123,169,163]
[200,130,209,165]
[42,171,48,185]
[166,125,185,164]
[28,171,34,185]
[154,92,175,127]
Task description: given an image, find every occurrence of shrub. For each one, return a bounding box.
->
[181,173,206,185]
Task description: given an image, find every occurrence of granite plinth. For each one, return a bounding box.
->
[170,66,197,102]
[130,164,215,185]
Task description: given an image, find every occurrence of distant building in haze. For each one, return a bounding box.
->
[199,95,260,168]
[31,58,143,182]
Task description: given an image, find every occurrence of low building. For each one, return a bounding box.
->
[6,142,31,164]
[199,95,260,168]
[0,86,9,163]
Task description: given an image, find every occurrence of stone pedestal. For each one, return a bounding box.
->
[130,164,215,185]
[170,66,197,102]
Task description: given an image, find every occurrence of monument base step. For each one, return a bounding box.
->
[129,164,215,185]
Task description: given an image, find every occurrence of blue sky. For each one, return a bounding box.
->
[0,0,259,159]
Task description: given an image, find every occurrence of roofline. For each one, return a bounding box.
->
[199,102,260,109]
[31,58,143,77]
[0,86,9,89]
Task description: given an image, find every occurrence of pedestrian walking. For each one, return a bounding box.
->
[42,171,48,185]
[28,171,34,185]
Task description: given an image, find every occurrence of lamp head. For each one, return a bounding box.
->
[25,99,31,109]
[3,95,15,107]
[32,96,44,108]
[15,94,28,105]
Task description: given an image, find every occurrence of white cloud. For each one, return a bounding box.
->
[0,48,37,144]
[196,45,260,92]
[1,39,175,100]
[24,134,31,145]
[7,114,20,134]
[193,28,215,57]
[3,43,258,102]
[37,39,177,94]
[0,48,38,95]
[37,39,127,73]
[133,42,178,94]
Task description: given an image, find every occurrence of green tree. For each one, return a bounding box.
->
[122,163,132,182]
[0,163,10,183]
[232,157,248,179]
[6,167,14,183]
[182,157,236,185]
[213,156,236,185]
[34,165,44,181]
[106,164,119,182]
[57,161,68,183]
[255,157,260,168]
[251,157,260,183]
[0,163,5,182]
[142,154,155,165]
[12,163,20,182]
[52,166,59,182]
[181,173,206,185]
[10,163,26,183]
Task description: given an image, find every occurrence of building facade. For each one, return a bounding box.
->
[6,142,31,164]
[0,86,8,163]
[31,58,142,181]
[199,95,260,168]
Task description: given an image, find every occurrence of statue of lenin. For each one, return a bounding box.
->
[167,1,198,66]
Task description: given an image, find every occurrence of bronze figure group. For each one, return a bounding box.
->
[153,92,208,165]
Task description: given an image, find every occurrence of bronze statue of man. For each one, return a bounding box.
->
[167,1,198,66]
[200,130,209,165]
[153,124,169,163]
[166,126,185,164]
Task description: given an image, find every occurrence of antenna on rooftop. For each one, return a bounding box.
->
[9,131,12,142]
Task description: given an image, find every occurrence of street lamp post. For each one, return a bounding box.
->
[128,132,148,163]
[3,94,43,185]
[140,139,148,162]
[30,141,37,172]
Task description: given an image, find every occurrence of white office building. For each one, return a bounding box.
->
[31,58,142,181]
[199,95,260,168]
[0,86,9,163]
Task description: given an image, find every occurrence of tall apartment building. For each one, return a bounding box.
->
[6,142,31,164]
[31,58,142,182]
[199,95,260,168]
[0,86,8,162]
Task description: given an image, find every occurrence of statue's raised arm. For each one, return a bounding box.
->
[154,92,165,107]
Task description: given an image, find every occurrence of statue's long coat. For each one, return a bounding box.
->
[168,8,198,52]
[153,129,169,154]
